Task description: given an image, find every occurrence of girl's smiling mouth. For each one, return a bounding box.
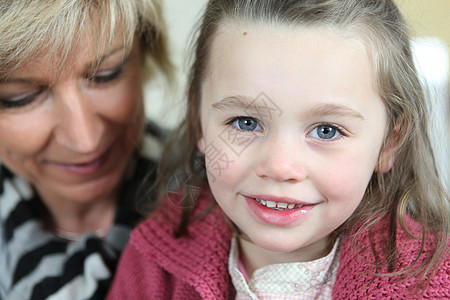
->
[244,195,318,226]
[254,198,304,210]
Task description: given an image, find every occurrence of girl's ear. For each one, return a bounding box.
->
[376,141,396,173]
[197,136,206,154]
[376,118,402,173]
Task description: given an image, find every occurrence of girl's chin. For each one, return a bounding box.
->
[253,240,307,254]
[240,230,332,261]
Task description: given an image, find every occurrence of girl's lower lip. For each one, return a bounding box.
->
[52,149,111,176]
[244,196,316,226]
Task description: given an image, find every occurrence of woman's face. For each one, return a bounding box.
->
[0,37,144,205]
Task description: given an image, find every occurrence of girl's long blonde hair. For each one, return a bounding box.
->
[157,0,449,284]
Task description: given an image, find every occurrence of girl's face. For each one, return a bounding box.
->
[198,23,391,263]
[0,36,144,205]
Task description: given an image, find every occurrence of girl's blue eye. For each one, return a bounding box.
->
[310,124,342,140]
[231,117,262,132]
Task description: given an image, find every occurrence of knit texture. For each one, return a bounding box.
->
[108,193,450,299]
[107,192,233,300]
[333,216,450,299]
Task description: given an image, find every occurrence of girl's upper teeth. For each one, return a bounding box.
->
[266,200,276,208]
[255,198,301,210]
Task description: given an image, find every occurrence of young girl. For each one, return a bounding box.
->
[108,0,450,299]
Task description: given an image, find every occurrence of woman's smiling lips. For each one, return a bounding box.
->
[244,194,319,226]
[48,148,112,176]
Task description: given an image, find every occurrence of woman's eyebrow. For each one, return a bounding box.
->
[0,78,34,84]
[1,47,130,84]
[86,46,129,70]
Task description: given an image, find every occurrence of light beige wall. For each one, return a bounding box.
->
[396,0,449,190]
[144,0,207,127]
[395,0,450,62]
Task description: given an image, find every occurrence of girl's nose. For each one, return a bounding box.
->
[254,135,307,183]
[53,83,104,153]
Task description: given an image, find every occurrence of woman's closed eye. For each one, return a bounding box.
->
[0,87,45,109]
[88,65,123,84]
[308,123,348,141]
[227,116,263,132]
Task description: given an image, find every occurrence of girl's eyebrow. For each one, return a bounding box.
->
[211,95,255,111]
[212,96,364,120]
[307,103,365,120]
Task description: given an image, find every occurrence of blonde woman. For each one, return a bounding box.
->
[0,1,171,299]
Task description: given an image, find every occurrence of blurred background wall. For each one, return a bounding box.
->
[396,0,449,61]
[145,0,449,189]
[395,0,449,190]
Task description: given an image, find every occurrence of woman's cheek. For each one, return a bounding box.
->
[99,88,142,123]
[0,112,52,157]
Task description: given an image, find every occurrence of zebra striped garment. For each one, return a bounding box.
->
[0,123,164,300]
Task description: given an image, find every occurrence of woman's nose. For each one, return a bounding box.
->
[254,135,307,183]
[53,83,104,153]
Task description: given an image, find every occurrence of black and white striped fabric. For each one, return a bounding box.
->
[0,123,165,300]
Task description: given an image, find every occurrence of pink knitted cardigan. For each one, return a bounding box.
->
[107,193,450,299]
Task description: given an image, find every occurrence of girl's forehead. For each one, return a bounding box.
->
[217,19,356,39]
[210,21,369,65]
[212,20,368,58]
[208,20,378,88]
[202,20,384,119]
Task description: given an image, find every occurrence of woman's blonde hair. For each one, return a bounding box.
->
[157,0,449,286]
[0,0,172,81]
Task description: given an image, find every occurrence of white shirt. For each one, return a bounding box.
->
[228,235,341,299]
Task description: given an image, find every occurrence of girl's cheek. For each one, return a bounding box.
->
[318,154,376,202]
[203,136,244,182]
